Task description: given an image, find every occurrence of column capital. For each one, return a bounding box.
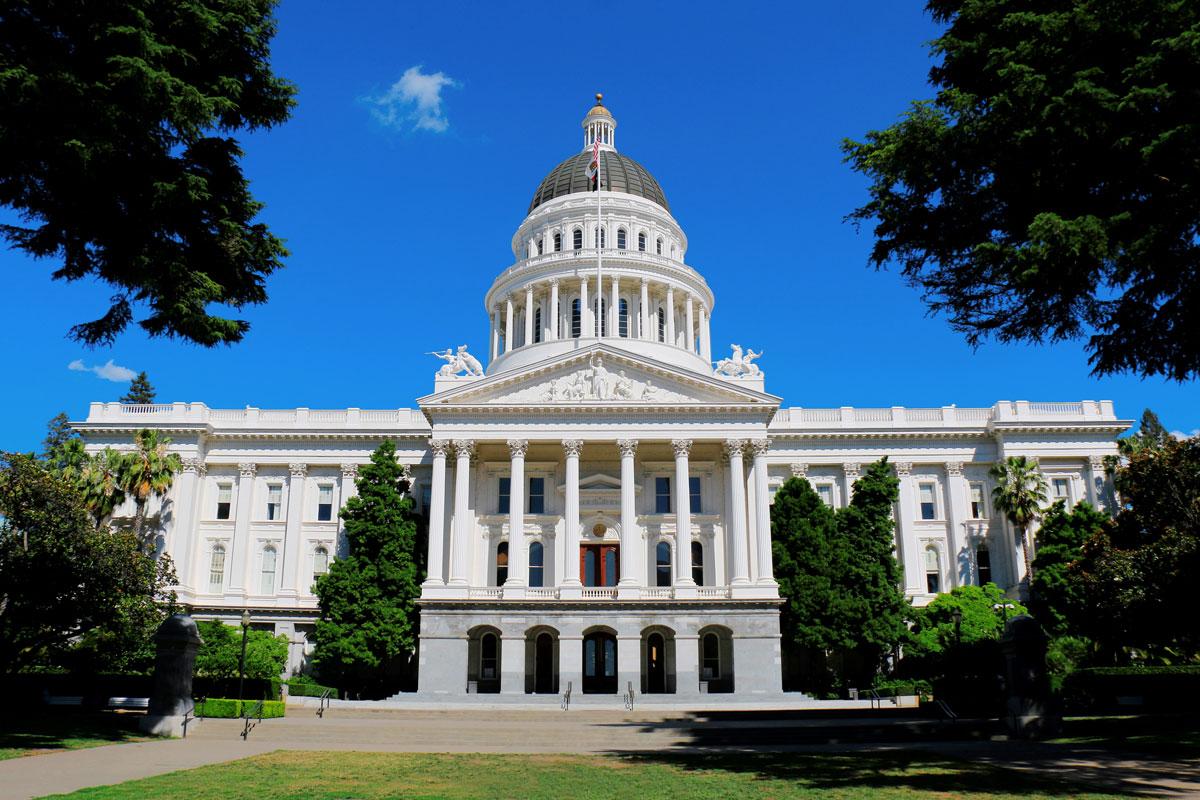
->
[790,462,808,478]
[452,440,476,459]
[549,276,560,288]
[580,275,588,287]
[640,277,649,287]
[749,439,770,457]
[1089,454,1105,470]
[671,438,692,458]
[238,462,257,478]
[893,461,912,478]
[507,439,529,458]
[723,439,746,457]
[289,462,308,479]
[562,439,583,457]
[617,439,638,457]
[945,461,964,477]
[340,463,359,480]
[428,439,451,458]
[842,462,861,477]
[181,457,207,476]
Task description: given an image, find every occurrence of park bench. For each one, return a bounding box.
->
[45,696,83,707]
[107,697,150,711]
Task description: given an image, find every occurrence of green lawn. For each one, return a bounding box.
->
[1049,714,1200,758]
[36,750,1133,799]
[0,713,154,760]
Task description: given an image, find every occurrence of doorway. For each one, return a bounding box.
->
[646,632,666,693]
[582,631,617,693]
[534,632,555,694]
[581,544,619,587]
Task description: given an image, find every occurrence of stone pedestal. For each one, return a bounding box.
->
[139,615,203,737]
[1000,614,1061,736]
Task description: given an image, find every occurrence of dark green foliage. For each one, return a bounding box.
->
[1029,501,1110,637]
[906,584,1028,658]
[120,373,156,404]
[313,441,424,695]
[193,620,288,680]
[842,2,1200,380]
[0,453,176,674]
[284,676,338,699]
[1063,666,1200,714]
[195,698,285,718]
[40,413,79,461]
[0,0,296,346]
[771,478,840,651]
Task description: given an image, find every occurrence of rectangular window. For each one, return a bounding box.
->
[1053,478,1071,504]
[313,547,329,585]
[421,485,431,517]
[816,484,834,508]
[689,476,702,514]
[317,485,333,521]
[208,547,225,592]
[216,484,232,520]
[977,547,992,585]
[266,484,283,520]
[655,477,671,514]
[528,477,545,514]
[260,547,276,594]
[498,477,511,514]
[970,482,986,519]
[918,483,936,520]
[925,548,940,594]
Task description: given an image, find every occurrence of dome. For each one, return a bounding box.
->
[528,150,670,214]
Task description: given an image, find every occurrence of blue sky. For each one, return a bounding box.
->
[2,0,1196,453]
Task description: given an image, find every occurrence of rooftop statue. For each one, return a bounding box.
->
[714,344,763,377]
[430,345,485,378]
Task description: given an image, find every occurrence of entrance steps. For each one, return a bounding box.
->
[295,692,917,713]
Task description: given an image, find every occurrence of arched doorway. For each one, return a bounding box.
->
[534,633,555,694]
[582,630,617,693]
[647,632,666,693]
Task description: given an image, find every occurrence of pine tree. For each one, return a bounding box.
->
[120,372,156,404]
[41,412,79,461]
[771,477,840,652]
[313,441,423,695]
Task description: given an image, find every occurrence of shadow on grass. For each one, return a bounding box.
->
[0,711,148,757]
[1052,714,1200,758]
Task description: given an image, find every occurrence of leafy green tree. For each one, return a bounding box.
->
[77,448,129,527]
[771,477,840,652]
[313,441,423,695]
[989,456,1048,585]
[842,2,1200,380]
[0,0,296,346]
[193,619,288,680]
[120,372,157,404]
[41,413,79,461]
[0,453,174,673]
[1029,501,1111,637]
[906,584,1028,658]
[120,429,182,543]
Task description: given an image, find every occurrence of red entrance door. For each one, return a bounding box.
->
[580,544,619,587]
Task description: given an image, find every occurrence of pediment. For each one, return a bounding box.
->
[418,344,779,409]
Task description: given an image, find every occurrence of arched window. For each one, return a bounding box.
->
[537,238,543,255]
[618,299,629,338]
[529,541,544,587]
[691,541,705,585]
[480,632,498,680]
[976,545,992,585]
[925,545,941,594]
[638,232,646,252]
[594,297,607,337]
[533,307,542,343]
[554,232,562,252]
[260,545,277,595]
[496,541,509,586]
[571,299,581,338]
[313,546,329,586]
[617,229,626,249]
[573,229,582,250]
[209,545,226,593]
[702,632,720,679]
[593,228,606,248]
[657,307,666,342]
[656,237,663,255]
[656,541,672,587]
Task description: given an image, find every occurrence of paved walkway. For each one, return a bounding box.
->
[2,708,1197,799]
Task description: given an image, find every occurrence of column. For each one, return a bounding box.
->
[700,304,712,363]
[617,439,639,589]
[640,278,650,340]
[685,294,695,353]
[723,440,750,584]
[561,440,583,588]
[550,278,560,341]
[843,462,861,503]
[894,462,924,595]
[523,285,534,348]
[490,307,500,361]
[448,440,475,586]
[504,295,514,353]
[1087,454,1107,510]
[423,440,449,586]
[672,439,695,587]
[501,633,524,694]
[944,461,968,589]
[609,276,619,338]
[171,458,204,590]
[505,439,528,591]
[229,462,256,592]
[280,462,306,596]
[750,440,775,585]
[665,285,676,346]
[580,277,591,339]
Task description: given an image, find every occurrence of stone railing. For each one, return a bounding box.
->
[444,586,735,601]
[82,403,431,431]
[771,401,1118,430]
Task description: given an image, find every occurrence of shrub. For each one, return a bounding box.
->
[871,679,932,700]
[284,679,338,699]
[195,698,285,719]
[1061,666,1200,713]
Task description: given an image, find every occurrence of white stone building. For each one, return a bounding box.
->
[75,97,1128,699]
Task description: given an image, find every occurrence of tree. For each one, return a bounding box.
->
[40,413,79,461]
[120,372,157,404]
[771,477,841,653]
[193,620,288,680]
[0,453,174,673]
[0,0,296,347]
[906,584,1028,658]
[120,429,182,543]
[1028,501,1110,638]
[989,456,1047,586]
[842,2,1200,380]
[76,448,129,527]
[313,441,423,695]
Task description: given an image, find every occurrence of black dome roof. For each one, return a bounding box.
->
[528,150,670,214]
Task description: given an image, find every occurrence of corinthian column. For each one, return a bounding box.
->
[665,285,676,346]
[448,440,475,585]
[750,439,776,585]
[562,440,583,590]
[423,440,449,586]
[280,462,307,596]
[524,285,534,347]
[617,439,639,587]
[550,278,560,341]
[640,278,650,340]
[505,439,528,590]
[724,439,750,584]
[580,277,590,339]
[672,439,694,586]
[504,295,514,354]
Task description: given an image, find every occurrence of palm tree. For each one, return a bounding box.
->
[78,448,128,526]
[989,455,1048,590]
[120,429,183,543]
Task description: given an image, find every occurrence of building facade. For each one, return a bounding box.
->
[75,97,1129,698]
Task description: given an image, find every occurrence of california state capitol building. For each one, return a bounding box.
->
[74,96,1128,700]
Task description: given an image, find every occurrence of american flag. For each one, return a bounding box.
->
[586,135,599,187]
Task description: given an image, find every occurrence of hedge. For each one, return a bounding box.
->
[285,681,338,699]
[195,699,286,719]
[871,679,932,699]
[1061,666,1200,713]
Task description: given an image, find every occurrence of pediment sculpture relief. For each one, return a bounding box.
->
[490,356,691,403]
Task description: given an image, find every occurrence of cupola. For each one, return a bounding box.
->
[582,93,616,153]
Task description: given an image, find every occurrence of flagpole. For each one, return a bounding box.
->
[596,132,603,338]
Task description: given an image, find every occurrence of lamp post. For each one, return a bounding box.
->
[951,607,963,647]
[992,602,1015,636]
[238,611,251,708]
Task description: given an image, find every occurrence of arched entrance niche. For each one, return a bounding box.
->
[466,625,502,694]
[581,625,618,694]
[524,626,559,694]
[640,625,676,694]
[698,625,734,694]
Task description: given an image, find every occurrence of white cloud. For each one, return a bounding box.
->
[68,358,137,382]
[1171,429,1199,440]
[364,65,459,133]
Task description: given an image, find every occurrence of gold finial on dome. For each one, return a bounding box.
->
[596,92,603,104]
[585,92,612,119]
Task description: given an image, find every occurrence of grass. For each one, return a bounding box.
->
[1048,714,1200,757]
[35,750,1135,799]
[0,712,154,760]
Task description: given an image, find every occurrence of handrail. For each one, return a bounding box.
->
[561,681,572,711]
[241,698,264,740]
[934,699,958,723]
[195,696,208,719]
[867,689,881,710]
[624,681,635,712]
[317,688,332,718]
[180,700,197,738]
